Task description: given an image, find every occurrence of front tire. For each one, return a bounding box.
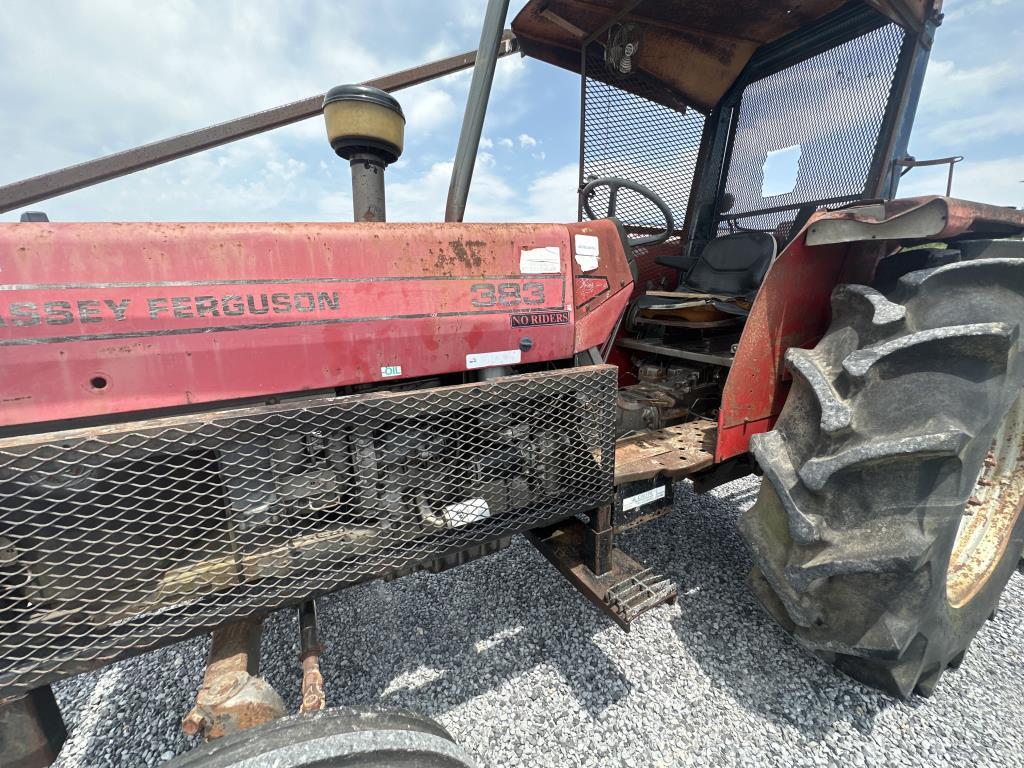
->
[167,706,478,767]
[741,247,1024,698]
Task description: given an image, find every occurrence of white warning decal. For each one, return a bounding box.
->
[465,349,522,369]
[621,484,667,512]
[520,246,561,274]
[574,234,600,272]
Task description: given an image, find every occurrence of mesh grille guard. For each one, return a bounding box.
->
[0,366,617,696]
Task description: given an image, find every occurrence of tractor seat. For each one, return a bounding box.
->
[637,231,777,313]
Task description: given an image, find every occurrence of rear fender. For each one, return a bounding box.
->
[715,196,1024,463]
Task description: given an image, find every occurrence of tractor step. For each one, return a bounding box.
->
[615,419,716,485]
[526,518,677,631]
[604,569,676,624]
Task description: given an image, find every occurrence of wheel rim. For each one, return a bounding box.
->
[947,391,1024,609]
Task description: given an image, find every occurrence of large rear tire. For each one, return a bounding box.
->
[741,245,1024,698]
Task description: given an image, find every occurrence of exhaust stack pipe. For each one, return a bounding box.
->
[322,85,405,222]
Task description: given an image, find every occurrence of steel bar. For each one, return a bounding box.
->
[871,14,938,200]
[297,600,326,715]
[0,685,67,768]
[444,0,511,222]
[0,32,519,215]
[615,337,734,367]
[526,517,677,632]
[895,155,963,197]
[582,505,613,576]
[350,153,388,223]
[181,618,286,741]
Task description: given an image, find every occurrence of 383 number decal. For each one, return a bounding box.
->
[470,282,546,307]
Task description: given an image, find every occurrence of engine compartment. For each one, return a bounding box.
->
[0,367,617,696]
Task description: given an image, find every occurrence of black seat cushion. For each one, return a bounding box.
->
[653,254,694,272]
[681,232,776,299]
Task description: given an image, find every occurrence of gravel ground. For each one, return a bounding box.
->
[51,475,1024,767]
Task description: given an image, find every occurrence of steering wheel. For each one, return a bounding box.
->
[579,176,675,247]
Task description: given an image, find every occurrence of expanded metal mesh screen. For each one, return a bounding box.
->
[722,22,907,224]
[716,210,805,242]
[0,367,617,695]
[581,43,706,232]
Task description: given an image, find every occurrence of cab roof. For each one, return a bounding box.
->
[511,0,938,112]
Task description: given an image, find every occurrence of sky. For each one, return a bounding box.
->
[0,0,1020,224]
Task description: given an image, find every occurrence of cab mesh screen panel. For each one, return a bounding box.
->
[581,43,706,231]
[722,22,906,223]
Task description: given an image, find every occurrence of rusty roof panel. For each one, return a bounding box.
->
[513,0,936,110]
[615,0,847,43]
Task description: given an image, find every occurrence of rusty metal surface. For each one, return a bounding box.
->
[297,600,326,715]
[526,517,676,631]
[614,419,716,484]
[299,655,326,715]
[614,501,672,534]
[0,33,519,214]
[615,338,733,367]
[0,220,602,426]
[181,618,286,740]
[947,393,1024,609]
[863,0,936,30]
[513,0,929,111]
[718,195,1024,464]
[0,685,67,768]
[806,196,1024,246]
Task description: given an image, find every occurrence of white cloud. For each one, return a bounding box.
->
[922,104,1024,146]
[0,1,388,164]
[6,0,1018,228]
[0,0,560,225]
[493,53,528,92]
[386,160,517,222]
[264,158,307,182]
[24,132,332,222]
[920,59,1013,113]
[944,0,1010,21]
[908,5,1022,162]
[384,160,580,224]
[521,163,580,223]
[401,87,459,137]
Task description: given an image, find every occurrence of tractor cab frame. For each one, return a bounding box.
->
[514,0,946,463]
[516,0,939,251]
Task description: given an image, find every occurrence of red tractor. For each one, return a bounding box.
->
[2,0,1023,765]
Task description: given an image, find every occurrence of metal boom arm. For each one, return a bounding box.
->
[0,32,519,214]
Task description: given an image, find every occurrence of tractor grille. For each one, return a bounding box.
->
[0,366,617,696]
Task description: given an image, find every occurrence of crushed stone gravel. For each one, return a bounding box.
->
[51,476,1024,767]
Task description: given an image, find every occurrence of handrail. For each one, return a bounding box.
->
[0,32,519,214]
